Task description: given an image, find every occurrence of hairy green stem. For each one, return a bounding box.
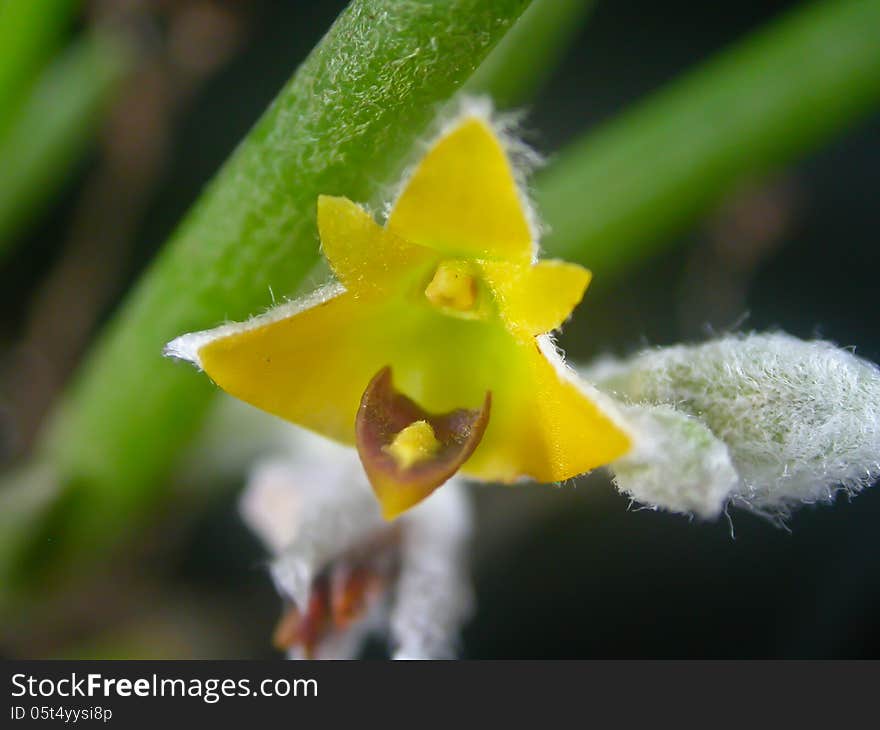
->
[537,0,880,280]
[466,0,594,108]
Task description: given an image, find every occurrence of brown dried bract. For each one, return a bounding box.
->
[272,530,400,657]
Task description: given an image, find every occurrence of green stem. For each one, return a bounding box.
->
[537,0,880,280]
[465,0,594,108]
[5,0,530,593]
[0,30,132,252]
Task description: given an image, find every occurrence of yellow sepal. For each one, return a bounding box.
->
[317,195,431,292]
[198,290,387,445]
[387,117,534,263]
[481,259,592,335]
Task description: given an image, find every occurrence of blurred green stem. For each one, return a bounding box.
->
[1,0,531,595]
[0,0,78,137]
[0,30,132,252]
[538,0,880,280]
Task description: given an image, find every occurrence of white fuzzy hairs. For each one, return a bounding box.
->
[240,428,473,660]
[589,333,880,521]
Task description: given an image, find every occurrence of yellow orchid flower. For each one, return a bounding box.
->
[166,111,632,518]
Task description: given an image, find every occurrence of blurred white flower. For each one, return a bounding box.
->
[240,428,473,660]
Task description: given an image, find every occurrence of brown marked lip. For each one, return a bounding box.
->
[355,366,491,519]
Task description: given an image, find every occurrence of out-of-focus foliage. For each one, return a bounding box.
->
[0,0,77,136]
[537,0,880,282]
[0,31,131,252]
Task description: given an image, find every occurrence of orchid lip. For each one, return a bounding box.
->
[355,366,491,519]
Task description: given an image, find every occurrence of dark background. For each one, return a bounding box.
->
[2,0,878,658]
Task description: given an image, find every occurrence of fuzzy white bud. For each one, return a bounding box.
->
[591,333,880,519]
[610,404,739,518]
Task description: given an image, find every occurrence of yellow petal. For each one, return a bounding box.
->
[520,337,632,481]
[387,116,533,263]
[376,310,632,484]
[461,334,632,483]
[197,288,390,445]
[190,271,628,492]
[193,286,487,450]
[317,195,431,292]
[482,259,592,335]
